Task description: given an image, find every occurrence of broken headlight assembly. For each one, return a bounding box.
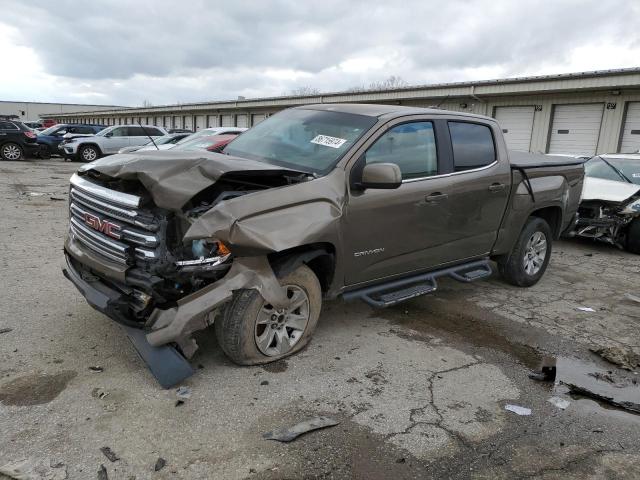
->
[175,238,232,272]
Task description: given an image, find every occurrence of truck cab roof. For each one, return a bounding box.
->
[295,103,494,121]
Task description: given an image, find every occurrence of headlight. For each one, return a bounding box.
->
[620,198,640,215]
[65,138,77,144]
[175,239,231,269]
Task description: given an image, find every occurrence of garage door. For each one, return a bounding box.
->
[195,115,205,131]
[494,106,535,151]
[207,115,219,128]
[221,115,234,127]
[252,114,266,126]
[236,115,249,128]
[173,116,181,129]
[548,104,604,155]
[620,102,640,153]
[183,116,193,130]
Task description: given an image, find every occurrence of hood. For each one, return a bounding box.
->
[77,150,306,210]
[581,177,640,204]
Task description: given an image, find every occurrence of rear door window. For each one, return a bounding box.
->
[448,122,496,171]
[366,121,438,180]
[0,121,19,130]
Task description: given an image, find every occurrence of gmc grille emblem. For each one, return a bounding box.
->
[83,212,122,239]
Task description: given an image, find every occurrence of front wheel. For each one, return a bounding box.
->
[626,218,640,254]
[78,145,100,162]
[498,217,553,287]
[215,264,322,365]
[1,142,24,161]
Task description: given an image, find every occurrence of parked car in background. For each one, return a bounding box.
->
[170,133,240,153]
[172,127,247,147]
[117,132,191,153]
[42,119,57,128]
[62,125,167,162]
[570,154,640,253]
[0,117,41,160]
[168,128,194,134]
[38,123,106,157]
[24,120,43,130]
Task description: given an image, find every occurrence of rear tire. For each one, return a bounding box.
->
[626,218,640,254]
[78,145,100,162]
[1,142,23,161]
[498,217,553,287]
[215,264,322,365]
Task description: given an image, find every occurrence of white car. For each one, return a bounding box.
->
[117,132,191,154]
[170,127,247,148]
[63,125,168,162]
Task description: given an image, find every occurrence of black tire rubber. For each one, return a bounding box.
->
[215,264,322,365]
[0,142,24,161]
[78,145,100,162]
[498,217,553,287]
[626,218,640,254]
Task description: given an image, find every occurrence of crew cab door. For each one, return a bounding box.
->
[343,117,510,286]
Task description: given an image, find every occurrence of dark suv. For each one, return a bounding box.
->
[0,117,40,160]
[37,123,105,157]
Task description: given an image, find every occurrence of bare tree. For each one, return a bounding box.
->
[368,75,408,90]
[141,99,153,108]
[289,86,320,96]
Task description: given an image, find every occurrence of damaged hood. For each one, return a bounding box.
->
[78,150,305,210]
[581,177,640,204]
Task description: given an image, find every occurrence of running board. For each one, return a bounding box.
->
[342,259,492,308]
[121,325,194,389]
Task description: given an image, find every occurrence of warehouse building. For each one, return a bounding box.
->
[46,67,640,155]
[1,101,123,123]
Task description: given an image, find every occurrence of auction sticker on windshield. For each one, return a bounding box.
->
[311,134,347,149]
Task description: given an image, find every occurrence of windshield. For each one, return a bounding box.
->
[223,109,377,174]
[585,156,640,185]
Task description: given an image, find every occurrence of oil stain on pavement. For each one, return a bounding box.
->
[0,371,76,406]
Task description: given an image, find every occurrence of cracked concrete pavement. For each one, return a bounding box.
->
[0,159,639,479]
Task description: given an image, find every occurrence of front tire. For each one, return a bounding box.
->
[215,264,322,365]
[1,142,24,161]
[78,145,100,162]
[626,218,640,254]
[498,217,553,287]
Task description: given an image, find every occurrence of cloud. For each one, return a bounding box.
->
[0,0,639,106]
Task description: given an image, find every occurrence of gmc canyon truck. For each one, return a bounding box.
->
[62,104,585,387]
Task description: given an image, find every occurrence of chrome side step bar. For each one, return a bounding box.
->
[342,259,493,308]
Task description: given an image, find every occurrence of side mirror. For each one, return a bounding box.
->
[105,132,113,137]
[359,163,402,189]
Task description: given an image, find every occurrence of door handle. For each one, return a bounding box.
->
[488,183,506,192]
[425,192,448,202]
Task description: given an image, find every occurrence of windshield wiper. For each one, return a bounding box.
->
[600,157,632,183]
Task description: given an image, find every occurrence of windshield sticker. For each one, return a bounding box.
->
[311,134,347,149]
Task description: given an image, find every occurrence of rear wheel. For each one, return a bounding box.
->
[498,217,553,287]
[626,218,640,254]
[78,145,100,162]
[1,142,23,161]
[215,264,322,365]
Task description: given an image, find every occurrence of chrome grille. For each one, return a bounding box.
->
[69,173,159,266]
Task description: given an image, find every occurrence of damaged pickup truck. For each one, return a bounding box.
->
[62,104,585,387]
[569,154,640,253]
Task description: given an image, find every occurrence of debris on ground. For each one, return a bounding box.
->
[504,404,532,416]
[576,307,596,312]
[175,400,185,407]
[176,386,191,399]
[154,458,166,472]
[260,380,269,386]
[91,387,109,400]
[99,447,119,463]
[263,416,340,442]
[89,366,104,373]
[49,196,65,201]
[624,293,640,304]
[97,464,108,480]
[528,356,557,382]
[547,396,571,410]
[0,327,13,334]
[588,371,616,383]
[0,457,68,479]
[589,346,640,371]
[566,382,640,414]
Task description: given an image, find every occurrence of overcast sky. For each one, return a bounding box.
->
[1,0,639,107]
